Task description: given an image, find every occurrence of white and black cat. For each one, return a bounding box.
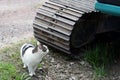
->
[20,41,49,76]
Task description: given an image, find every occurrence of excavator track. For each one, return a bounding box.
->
[33,0,96,54]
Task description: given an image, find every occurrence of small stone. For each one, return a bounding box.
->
[70,62,74,65]
[45,75,52,80]
[79,73,84,78]
[80,61,85,65]
[89,72,93,75]
[60,74,66,79]
[51,58,55,63]
[56,63,61,68]
[69,76,77,80]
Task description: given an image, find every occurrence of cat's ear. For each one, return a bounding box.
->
[42,45,47,52]
[37,41,40,45]
[37,41,42,49]
[37,42,47,52]
[32,45,38,53]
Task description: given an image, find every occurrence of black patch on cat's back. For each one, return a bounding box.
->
[22,44,34,56]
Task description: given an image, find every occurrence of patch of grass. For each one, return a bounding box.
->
[93,66,107,80]
[84,44,114,79]
[0,62,31,80]
[0,62,17,80]
[20,73,31,80]
[0,37,37,80]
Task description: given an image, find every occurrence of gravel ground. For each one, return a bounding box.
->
[0,0,120,80]
[30,51,120,80]
[33,52,94,80]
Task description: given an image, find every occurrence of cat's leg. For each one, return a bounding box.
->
[28,65,34,76]
[33,65,38,75]
[22,59,27,68]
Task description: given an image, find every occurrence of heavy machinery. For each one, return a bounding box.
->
[33,0,120,55]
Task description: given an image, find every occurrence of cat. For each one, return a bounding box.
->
[20,41,49,76]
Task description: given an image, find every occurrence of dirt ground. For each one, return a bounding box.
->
[0,0,46,48]
[0,0,120,80]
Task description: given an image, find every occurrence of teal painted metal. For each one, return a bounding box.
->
[95,2,120,16]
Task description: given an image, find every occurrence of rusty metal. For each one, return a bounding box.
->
[33,0,96,54]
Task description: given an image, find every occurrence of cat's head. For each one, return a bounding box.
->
[32,41,49,53]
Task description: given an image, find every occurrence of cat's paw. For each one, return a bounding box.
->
[23,64,27,68]
[29,73,34,76]
[29,72,35,76]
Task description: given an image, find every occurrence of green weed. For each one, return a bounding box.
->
[84,44,114,79]
[93,66,107,80]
